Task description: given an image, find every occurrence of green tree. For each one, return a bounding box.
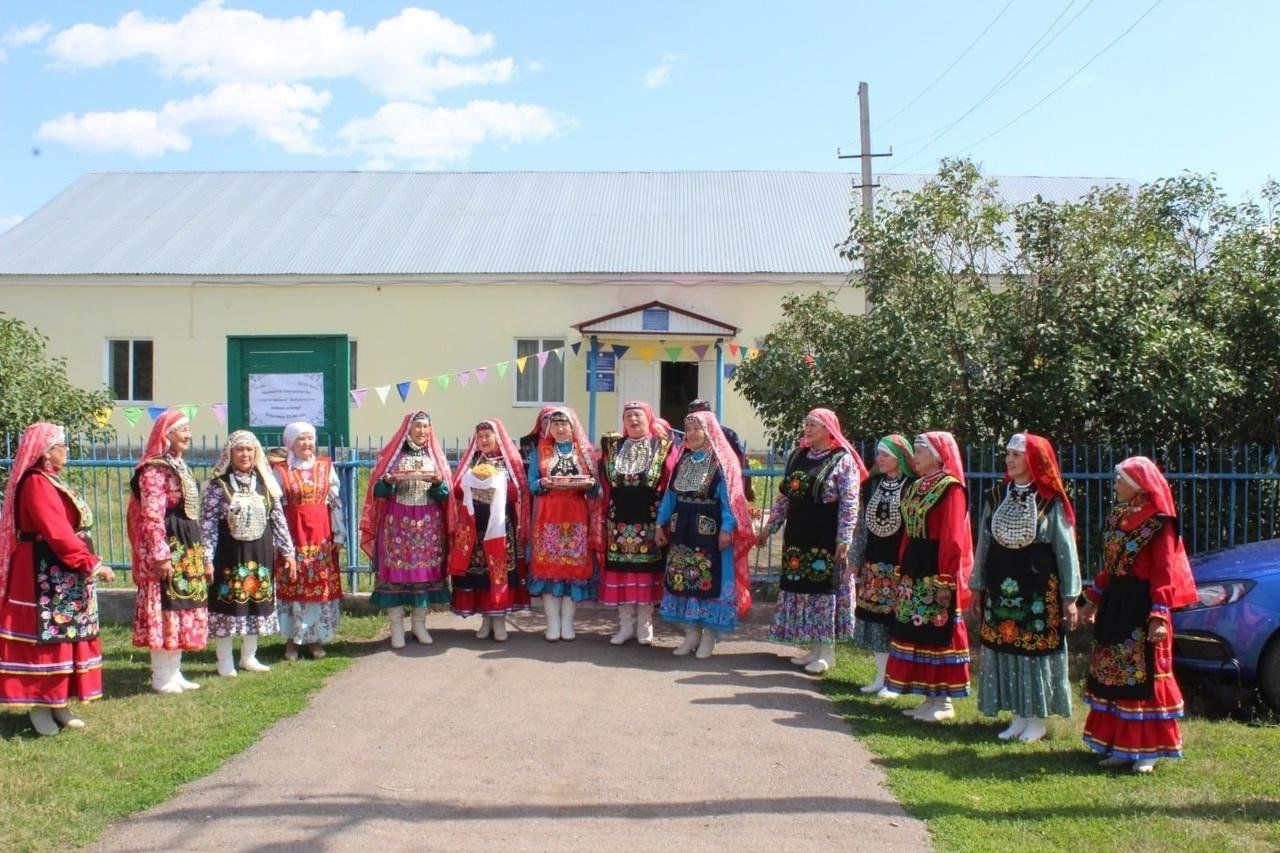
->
[0,312,115,443]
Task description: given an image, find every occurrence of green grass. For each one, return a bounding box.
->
[0,615,385,853]
[823,648,1280,852]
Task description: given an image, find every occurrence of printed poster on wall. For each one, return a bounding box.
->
[249,372,326,427]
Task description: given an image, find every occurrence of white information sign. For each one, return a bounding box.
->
[248,372,326,427]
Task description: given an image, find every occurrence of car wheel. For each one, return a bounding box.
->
[1260,637,1280,713]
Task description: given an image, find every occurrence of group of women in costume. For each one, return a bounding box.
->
[0,406,1197,774]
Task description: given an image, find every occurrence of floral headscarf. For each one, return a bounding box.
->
[213,430,282,499]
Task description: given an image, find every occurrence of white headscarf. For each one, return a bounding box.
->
[283,421,316,469]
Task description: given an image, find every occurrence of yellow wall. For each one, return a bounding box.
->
[1,276,863,449]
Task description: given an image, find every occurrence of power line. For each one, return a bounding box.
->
[956,0,1164,155]
[893,0,1090,167]
[873,0,1017,133]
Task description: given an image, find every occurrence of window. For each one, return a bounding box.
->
[106,339,154,401]
[515,338,565,404]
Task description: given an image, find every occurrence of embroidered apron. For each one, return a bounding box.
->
[778,448,845,596]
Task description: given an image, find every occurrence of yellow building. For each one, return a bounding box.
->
[0,170,1107,448]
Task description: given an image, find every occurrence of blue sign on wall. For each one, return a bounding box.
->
[587,351,616,372]
[587,371,615,392]
[641,307,670,332]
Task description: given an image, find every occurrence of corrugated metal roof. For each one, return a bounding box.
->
[0,171,1129,277]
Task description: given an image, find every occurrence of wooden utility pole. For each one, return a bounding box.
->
[838,81,892,218]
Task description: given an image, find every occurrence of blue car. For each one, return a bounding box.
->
[1173,538,1280,711]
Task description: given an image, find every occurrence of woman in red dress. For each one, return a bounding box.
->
[1082,455,1196,773]
[0,422,114,735]
[448,419,531,641]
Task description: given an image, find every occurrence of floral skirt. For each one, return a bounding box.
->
[851,618,891,653]
[768,581,855,644]
[132,580,208,652]
[278,601,341,644]
[209,612,280,638]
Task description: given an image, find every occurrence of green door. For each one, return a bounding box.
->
[227,335,350,449]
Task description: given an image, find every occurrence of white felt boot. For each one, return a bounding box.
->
[492,615,509,642]
[610,604,636,645]
[150,650,179,693]
[215,637,238,677]
[1018,717,1047,743]
[30,707,60,736]
[476,616,492,639]
[51,706,85,729]
[240,634,270,672]
[805,643,835,674]
[410,607,433,645]
[997,715,1028,740]
[674,625,701,656]
[918,698,955,722]
[636,604,655,645]
[388,607,406,649]
[695,629,718,659]
[172,651,200,690]
[861,652,889,693]
[542,594,561,642]
[790,647,818,666]
[560,597,577,641]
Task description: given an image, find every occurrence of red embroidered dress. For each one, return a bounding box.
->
[273,459,344,604]
[0,471,103,707]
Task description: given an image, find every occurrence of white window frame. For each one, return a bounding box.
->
[104,338,155,403]
[512,336,566,407]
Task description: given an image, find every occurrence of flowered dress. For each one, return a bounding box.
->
[766,447,859,644]
[657,449,739,632]
[972,483,1081,719]
[273,458,345,644]
[201,471,293,638]
[598,434,675,606]
[369,444,450,609]
[527,442,596,603]
[884,470,971,698]
[1082,507,1187,761]
[129,455,209,651]
[850,472,912,653]
[0,471,103,707]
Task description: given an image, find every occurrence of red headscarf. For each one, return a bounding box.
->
[684,411,758,617]
[448,419,530,578]
[917,431,966,488]
[0,422,64,599]
[1007,432,1076,526]
[359,412,456,559]
[621,401,671,438]
[801,408,869,482]
[537,406,606,554]
[136,409,189,470]
[1115,456,1197,607]
[916,430,974,595]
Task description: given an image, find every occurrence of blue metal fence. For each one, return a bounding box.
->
[3,435,1277,586]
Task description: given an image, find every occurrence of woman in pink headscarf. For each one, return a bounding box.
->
[598,401,678,646]
[448,419,531,641]
[881,431,973,722]
[1081,456,1196,773]
[360,411,454,649]
[654,410,755,658]
[1,423,113,735]
[128,409,210,694]
[756,408,867,674]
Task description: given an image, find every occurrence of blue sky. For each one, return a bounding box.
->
[2,0,1276,231]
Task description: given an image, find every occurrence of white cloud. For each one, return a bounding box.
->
[36,82,331,157]
[337,100,570,168]
[642,53,679,89]
[46,1,512,102]
[5,22,51,47]
[0,214,25,233]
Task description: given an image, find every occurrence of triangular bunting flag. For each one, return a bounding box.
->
[537,351,550,368]
[636,345,655,362]
[611,344,630,360]
[437,374,451,390]
[211,403,229,424]
[374,385,390,405]
[571,342,582,356]
[350,389,367,408]
[691,344,709,360]
[396,381,411,402]
[496,361,509,379]
[179,404,199,422]
[147,406,167,422]
[474,366,488,384]
[457,371,471,387]
[123,407,143,427]
[728,343,741,358]
[664,346,684,362]
[417,378,430,395]
[748,347,760,359]
[516,356,529,374]
[724,364,738,379]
